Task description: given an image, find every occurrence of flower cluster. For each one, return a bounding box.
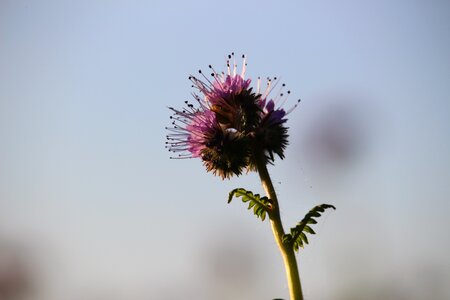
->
[166,54,300,179]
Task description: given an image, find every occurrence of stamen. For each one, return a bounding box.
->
[241,54,247,79]
[286,99,302,114]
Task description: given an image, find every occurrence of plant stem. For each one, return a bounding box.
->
[256,157,303,300]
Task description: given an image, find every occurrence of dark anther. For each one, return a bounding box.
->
[282,83,286,87]
[242,54,245,58]
[228,54,231,59]
[231,52,234,55]
[184,100,188,103]
[198,70,202,73]
[287,91,291,94]
[211,73,215,77]
[208,65,212,68]
[274,77,277,80]
[280,93,284,97]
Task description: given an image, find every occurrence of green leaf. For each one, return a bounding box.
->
[228,188,271,222]
[285,203,336,252]
[282,233,292,244]
[300,232,309,245]
[303,225,315,235]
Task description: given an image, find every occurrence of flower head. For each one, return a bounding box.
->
[166,53,300,179]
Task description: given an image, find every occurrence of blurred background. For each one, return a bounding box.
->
[1,0,449,299]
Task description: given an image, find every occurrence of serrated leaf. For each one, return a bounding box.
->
[286,203,336,252]
[228,188,271,222]
[308,211,321,218]
[303,225,315,235]
[260,212,266,221]
[300,232,309,244]
[282,234,292,244]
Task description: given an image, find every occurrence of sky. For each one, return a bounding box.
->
[0,0,449,299]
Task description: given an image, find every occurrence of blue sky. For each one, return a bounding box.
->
[1,1,449,299]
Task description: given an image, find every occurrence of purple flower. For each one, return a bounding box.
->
[166,54,300,178]
[204,73,251,104]
[185,109,217,157]
[166,101,250,179]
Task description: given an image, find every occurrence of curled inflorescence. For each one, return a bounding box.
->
[166,53,300,179]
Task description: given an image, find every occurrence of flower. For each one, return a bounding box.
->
[166,53,300,178]
[257,99,289,162]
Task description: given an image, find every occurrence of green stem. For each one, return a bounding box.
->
[256,157,303,300]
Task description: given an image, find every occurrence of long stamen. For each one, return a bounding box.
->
[241,54,247,78]
[286,99,302,115]
[209,64,225,90]
[232,52,237,76]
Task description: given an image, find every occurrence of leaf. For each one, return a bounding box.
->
[303,225,315,234]
[283,204,335,252]
[228,188,271,222]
